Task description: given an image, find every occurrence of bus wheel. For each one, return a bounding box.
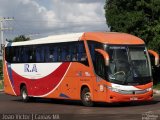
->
[21,86,29,102]
[81,87,94,107]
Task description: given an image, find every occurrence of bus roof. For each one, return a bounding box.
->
[7,32,83,47]
[81,32,145,45]
[7,32,144,47]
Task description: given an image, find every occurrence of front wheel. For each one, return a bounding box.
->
[21,86,29,102]
[81,88,94,107]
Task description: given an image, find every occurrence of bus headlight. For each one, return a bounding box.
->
[107,86,121,92]
[146,87,152,92]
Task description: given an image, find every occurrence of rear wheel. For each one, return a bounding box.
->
[21,86,29,102]
[81,87,94,107]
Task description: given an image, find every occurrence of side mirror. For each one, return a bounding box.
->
[95,49,109,66]
[148,50,159,66]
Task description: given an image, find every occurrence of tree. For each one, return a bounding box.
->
[0,60,2,80]
[12,35,30,42]
[104,0,160,52]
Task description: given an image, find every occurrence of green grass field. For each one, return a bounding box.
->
[0,81,3,90]
[153,83,160,90]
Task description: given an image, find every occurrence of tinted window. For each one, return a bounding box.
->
[5,41,88,66]
[88,41,103,71]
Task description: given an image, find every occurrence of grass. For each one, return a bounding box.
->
[0,80,4,90]
[153,83,160,90]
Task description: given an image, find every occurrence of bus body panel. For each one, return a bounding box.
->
[4,32,154,104]
[92,77,108,102]
[81,32,144,45]
[54,62,94,100]
[4,62,71,97]
[4,61,96,100]
[4,62,16,96]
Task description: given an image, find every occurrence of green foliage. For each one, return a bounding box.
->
[104,0,160,52]
[0,80,3,90]
[0,60,3,80]
[13,35,30,42]
[153,83,160,90]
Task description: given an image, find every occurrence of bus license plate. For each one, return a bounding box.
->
[130,97,138,101]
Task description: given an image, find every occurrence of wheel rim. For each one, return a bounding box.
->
[84,92,91,102]
[22,90,27,100]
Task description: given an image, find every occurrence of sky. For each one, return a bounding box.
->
[0,0,109,40]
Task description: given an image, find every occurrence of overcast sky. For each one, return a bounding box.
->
[0,0,109,40]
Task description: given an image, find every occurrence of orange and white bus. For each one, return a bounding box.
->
[4,32,159,106]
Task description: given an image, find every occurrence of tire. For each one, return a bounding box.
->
[21,86,29,102]
[81,87,94,107]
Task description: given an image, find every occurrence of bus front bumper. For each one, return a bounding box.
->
[106,89,153,103]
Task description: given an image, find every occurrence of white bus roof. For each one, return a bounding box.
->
[6,32,84,47]
[6,32,145,47]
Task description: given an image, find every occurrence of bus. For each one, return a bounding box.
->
[4,32,159,106]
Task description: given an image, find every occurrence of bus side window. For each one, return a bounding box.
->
[19,47,23,62]
[33,48,36,62]
[22,47,27,62]
[27,46,36,63]
[48,47,55,62]
[69,45,72,61]
[36,46,45,62]
[95,52,106,79]
[78,42,88,66]
[19,47,25,62]
[24,47,27,62]
[71,44,78,61]
[36,47,41,62]
[62,45,70,61]
[89,44,95,61]
[65,45,70,61]
[62,45,66,61]
[15,47,19,62]
[80,53,87,61]
[57,46,62,62]
[44,46,50,62]
[41,47,45,62]
[69,43,76,61]
[108,49,115,74]
[5,47,12,63]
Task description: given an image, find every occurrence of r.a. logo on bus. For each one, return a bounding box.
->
[24,64,38,72]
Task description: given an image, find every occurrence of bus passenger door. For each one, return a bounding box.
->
[93,52,107,101]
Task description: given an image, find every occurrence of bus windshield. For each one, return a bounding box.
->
[108,45,152,85]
